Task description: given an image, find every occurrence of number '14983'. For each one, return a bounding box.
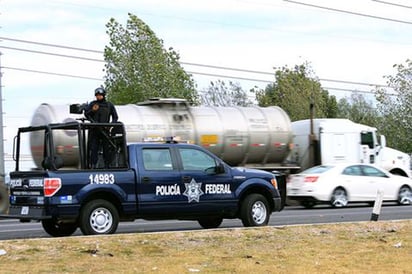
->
[89,173,115,184]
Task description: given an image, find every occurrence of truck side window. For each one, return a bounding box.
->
[361,132,374,149]
[142,148,173,170]
[179,148,215,171]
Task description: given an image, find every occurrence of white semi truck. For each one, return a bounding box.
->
[289,118,411,177]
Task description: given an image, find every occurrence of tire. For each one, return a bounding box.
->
[301,201,316,209]
[41,219,78,237]
[397,186,412,205]
[330,188,348,208]
[79,199,119,235]
[0,184,9,213]
[240,194,270,227]
[198,216,223,229]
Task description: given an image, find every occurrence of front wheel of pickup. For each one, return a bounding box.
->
[42,219,78,237]
[79,199,119,235]
[240,194,270,227]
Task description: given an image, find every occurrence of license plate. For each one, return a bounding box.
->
[21,206,29,215]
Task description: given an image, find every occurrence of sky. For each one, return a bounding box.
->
[1,0,412,174]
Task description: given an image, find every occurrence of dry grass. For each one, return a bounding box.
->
[0,220,411,273]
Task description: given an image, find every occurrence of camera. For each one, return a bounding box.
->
[70,103,87,114]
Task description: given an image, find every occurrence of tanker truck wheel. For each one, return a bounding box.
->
[240,194,270,227]
[0,184,9,213]
[42,219,78,237]
[79,199,119,235]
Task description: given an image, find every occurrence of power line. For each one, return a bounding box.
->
[323,86,396,96]
[1,65,381,96]
[187,70,272,83]
[284,0,412,25]
[372,0,412,9]
[2,66,102,81]
[0,36,101,53]
[186,62,390,88]
[0,37,391,88]
[0,46,104,63]
[188,71,389,94]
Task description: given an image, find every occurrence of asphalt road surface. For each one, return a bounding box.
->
[0,203,410,240]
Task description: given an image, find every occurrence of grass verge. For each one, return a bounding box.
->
[0,220,411,273]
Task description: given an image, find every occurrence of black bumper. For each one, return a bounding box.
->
[0,206,51,220]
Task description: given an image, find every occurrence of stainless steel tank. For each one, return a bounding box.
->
[30,99,293,168]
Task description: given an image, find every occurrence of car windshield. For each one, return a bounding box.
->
[301,165,334,174]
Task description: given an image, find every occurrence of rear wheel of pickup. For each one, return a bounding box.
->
[198,216,223,229]
[41,219,78,237]
[240,194,270,227]
[79,199,119,235]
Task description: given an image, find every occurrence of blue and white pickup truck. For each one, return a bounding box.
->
[3,121,285,236]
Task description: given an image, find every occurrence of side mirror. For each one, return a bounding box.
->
[380,135,386,148]
[215,163,225,174]
[205,163,225,174]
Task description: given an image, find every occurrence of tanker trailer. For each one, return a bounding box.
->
[29,98,295,172]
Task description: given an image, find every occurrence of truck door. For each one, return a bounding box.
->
[136,147,190,216]
[361,131,376,164]
[176,146,236,214]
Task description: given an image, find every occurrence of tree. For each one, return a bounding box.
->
[375,59,412,153]
[103,13,199,105]
[254,63,337,121]
[337,93,379,127]
[200,80,254,106]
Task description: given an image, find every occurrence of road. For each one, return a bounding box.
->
[0,203,410,240]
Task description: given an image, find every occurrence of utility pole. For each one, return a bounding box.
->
[0,52,5,182]
[0,51,8,214]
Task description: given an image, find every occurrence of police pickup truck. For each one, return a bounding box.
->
[3,121,284,237]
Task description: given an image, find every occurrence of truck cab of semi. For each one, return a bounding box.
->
[290,119,411,177]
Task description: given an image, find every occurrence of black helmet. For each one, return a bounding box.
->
[94,87,106,96]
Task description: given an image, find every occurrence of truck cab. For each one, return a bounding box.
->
[290,119,411,177]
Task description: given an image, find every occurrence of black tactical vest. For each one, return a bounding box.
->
[94,101,110,123]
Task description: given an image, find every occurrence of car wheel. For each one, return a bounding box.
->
[79,199,119,235]
[330,188,348,207]
[397,186,412,205]
[198,216,223,229]
[301,201,316,209]
[241,194,270,227]
[41,219,78,237]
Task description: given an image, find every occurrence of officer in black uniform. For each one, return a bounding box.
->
[85,87,118,168]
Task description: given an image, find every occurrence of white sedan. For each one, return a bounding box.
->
[287,163,412,208]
